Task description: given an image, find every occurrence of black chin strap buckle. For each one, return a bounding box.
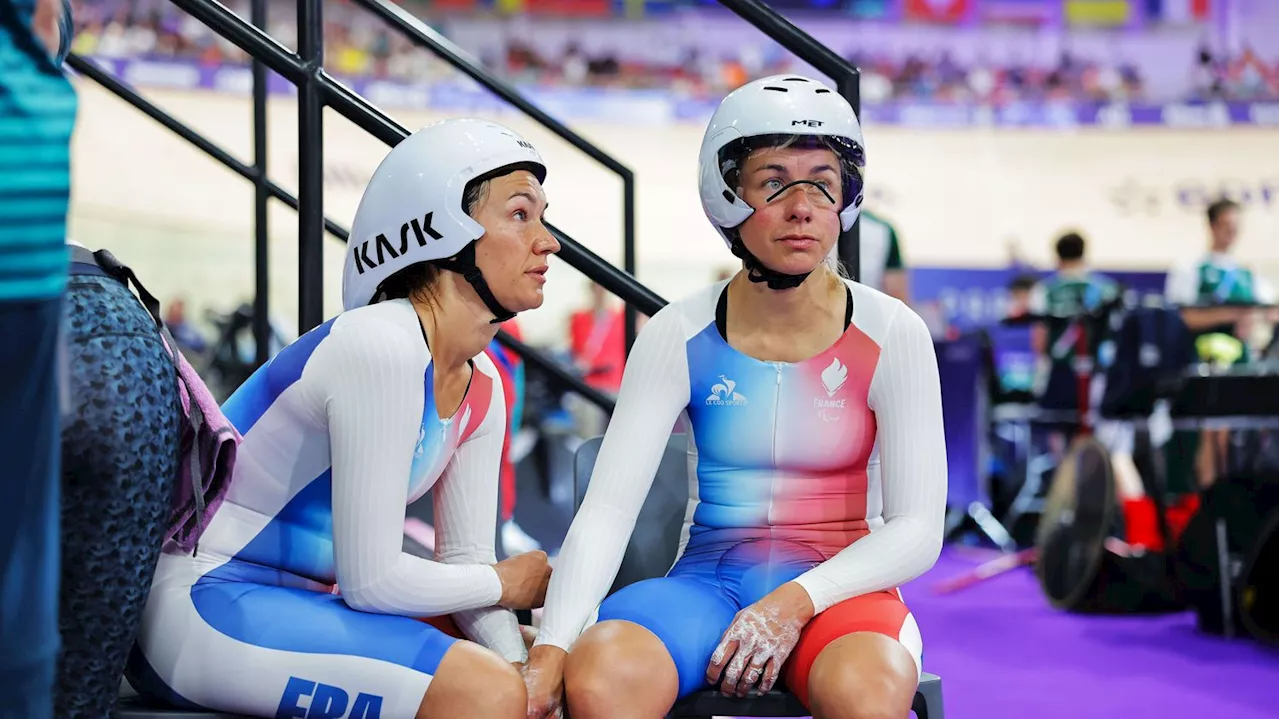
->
[729,236,812,291]
[433,243,516,324]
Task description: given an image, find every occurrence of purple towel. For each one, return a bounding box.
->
[162,334,240,554]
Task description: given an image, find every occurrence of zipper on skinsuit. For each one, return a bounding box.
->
[771,362,783,466]
[769,362,783,536]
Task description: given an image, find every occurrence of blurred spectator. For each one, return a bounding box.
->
[565,281,625,438]
[66,0,1276,104]
[1027,232,1119,414]
[568,281,625,395]
[846,209,909,303]
[164,297,209,359]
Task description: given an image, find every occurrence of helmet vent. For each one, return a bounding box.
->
[782,77,809,82]
[763,86,788,92]
[815,88,832,94]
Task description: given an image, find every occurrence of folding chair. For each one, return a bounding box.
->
[573,435,945,719]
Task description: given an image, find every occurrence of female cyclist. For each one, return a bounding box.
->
[130,119,558,719]
[522,75,947,719]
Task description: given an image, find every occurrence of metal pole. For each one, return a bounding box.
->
[251,0,270,366]
[622,173,638,352]
[836,73,862,284]
[297,0,325,333]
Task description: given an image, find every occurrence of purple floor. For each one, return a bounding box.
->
[900,547,1278,719]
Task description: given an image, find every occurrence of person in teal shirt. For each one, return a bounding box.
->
[1028,232,1119,413]
[1165,198,1275,339]
[1164,198,1277,490]
[0,1,76,716]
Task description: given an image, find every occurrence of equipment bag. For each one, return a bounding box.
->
[70,245,239,553]
[1238,509,1277,646]
[1173,472,1279,638]
[1100,306,1194,418]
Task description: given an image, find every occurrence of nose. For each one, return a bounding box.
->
[783,185,815,221]
[536,224,561,255]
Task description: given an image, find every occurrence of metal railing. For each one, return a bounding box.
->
[164,0,643,348]
[77,0,860,410]
[66,52,633,412]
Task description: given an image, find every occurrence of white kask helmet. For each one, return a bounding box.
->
[342,118,547,314]
[698,74,866,251]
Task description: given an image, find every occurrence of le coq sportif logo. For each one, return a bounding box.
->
[706,374,747,406]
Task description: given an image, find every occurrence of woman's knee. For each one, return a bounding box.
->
[806,634,918,719]
[419,641,524,719]
[565,620,678,718]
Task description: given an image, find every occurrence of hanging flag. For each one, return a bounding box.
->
[904,0,972,23]
[981,0,1052,24]
[1065,0,1133,25]
[1145,0,1211,23]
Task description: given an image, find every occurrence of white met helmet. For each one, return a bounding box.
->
[342,118,547,314]
[697,74,866,288]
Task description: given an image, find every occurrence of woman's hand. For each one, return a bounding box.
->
[705,582,815,698]
[494,550,552,610]
[522,645,568,719]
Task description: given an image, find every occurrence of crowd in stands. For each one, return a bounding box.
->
[70,0,1278,104]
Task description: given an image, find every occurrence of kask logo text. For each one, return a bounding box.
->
[352,212,444,274]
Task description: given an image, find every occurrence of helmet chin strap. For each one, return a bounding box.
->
[729,234,814,291]
[432,242,516,324]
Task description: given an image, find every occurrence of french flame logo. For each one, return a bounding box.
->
[821,358,848,397]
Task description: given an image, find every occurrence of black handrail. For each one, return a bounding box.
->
[64,56,349,241]
[250,0,270,366]
[166,0,664,326]
[66,53,620,412]
[296,0,326,332]
[716,0,862,283]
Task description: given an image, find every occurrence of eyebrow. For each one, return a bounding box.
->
[508,190,549,217]
[508,190,543,205]
[750,163,839,177]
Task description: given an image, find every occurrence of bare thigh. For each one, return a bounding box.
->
[419,641,525,719]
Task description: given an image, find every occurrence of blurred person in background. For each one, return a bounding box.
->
[843,208,909,303]
[1006,274,1039,319]
[486,317,543,555]
[1028,232,1118,417]
[163,297,210,359]
[1166,198,1276,343]
[1165,198,1277,488]
[0,1,76,717]
[565,281,625,438]
[1026,232,1120,478]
